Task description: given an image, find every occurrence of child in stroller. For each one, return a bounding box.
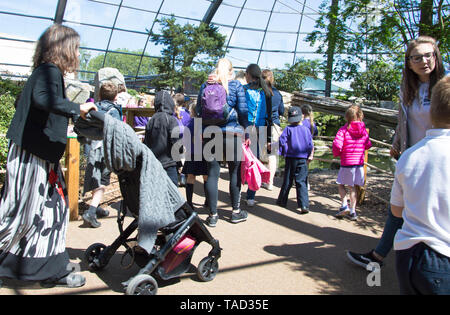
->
[75,110,221,295]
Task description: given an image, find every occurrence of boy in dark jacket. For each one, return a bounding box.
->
[144,90,180,186]
[82,82,122,228]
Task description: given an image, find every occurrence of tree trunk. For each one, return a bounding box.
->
[419,0,434,36]
[325,0,339,97]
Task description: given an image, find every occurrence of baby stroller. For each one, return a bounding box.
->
[77,111,221,295]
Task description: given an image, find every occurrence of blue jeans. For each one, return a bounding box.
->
[374,206,404,257]
[277,157,309,209]
[165,166,178,187]
[396,242,450,295]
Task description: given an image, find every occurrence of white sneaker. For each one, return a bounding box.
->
[246,199,256,207]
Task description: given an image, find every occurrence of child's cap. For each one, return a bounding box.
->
[288,106,302,124]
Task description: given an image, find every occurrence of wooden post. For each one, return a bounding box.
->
[356,128,369,205]
[65,137,80,221]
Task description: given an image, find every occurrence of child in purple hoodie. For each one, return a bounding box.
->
[332,105,372,221]
[276,106,314,214]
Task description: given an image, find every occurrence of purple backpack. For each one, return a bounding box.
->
[201,83,229,126]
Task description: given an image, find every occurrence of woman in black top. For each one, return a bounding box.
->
[0,24,96,288]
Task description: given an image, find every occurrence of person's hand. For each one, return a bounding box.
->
[390,147,400,160]
[80,102,97,119]
[244,138,251,147]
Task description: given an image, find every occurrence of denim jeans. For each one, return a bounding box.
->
[396,242,450,295]
[277,157,309,209]
[375,206,404,257]
[165,165,178,187]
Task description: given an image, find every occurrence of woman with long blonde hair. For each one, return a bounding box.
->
[0,24,96,288]
[196,58,248,227]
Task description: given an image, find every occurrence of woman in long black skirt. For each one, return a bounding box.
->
[0,24,96,287]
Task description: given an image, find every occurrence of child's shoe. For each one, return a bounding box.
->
[82,212,101,228]
[334,205,350,218]
[276,200,286,207]
[346,212,358,221]
[96,206,110,218]
[246,199,256,207]
[300,208,309,214]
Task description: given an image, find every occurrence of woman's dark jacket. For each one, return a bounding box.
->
[144,91,180,169]
[6,63,80,163]
[195,80,248,134]
[271,87,285,127]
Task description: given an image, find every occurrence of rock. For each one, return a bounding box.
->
[65,79,93,104]
[93,67,125,101]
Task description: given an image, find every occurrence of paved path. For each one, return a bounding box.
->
[0,170,398,295]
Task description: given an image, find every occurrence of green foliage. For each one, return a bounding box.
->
[0,78,23,173]
[127,88,139,97]
[0,92,16,172]
[313,112,345,137]
[150,17,226,91]
[350,60,402,101]
[85,48,159,78]
[305,0,450,82]
[0,78,25,98]
[274,58,321,93]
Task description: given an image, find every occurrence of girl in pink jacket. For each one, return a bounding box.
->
[332,105,372,220]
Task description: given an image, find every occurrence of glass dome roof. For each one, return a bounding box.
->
[0,0,325,78]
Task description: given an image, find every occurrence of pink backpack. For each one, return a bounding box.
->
[241,144,270,191]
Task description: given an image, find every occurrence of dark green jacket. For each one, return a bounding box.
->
[7,63,80,163]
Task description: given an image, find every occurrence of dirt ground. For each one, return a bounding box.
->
[1,167,398,295]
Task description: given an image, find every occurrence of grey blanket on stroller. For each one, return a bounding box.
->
[75,114,185,254]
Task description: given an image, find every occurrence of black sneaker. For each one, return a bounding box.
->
[346,250,383,270]
[82,212,101,228]
[96,206,110,218]
[206,215,218,227]
[276,200,286,208]
[231,210,248,223]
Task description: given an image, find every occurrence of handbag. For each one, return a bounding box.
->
[241,144,270,191]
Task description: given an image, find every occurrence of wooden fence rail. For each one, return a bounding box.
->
[292,92,398,128]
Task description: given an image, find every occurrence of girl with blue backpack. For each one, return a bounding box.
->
[243,64,273,207]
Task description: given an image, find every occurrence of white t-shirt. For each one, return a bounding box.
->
[391,129,450,257]
[407,82,432,148]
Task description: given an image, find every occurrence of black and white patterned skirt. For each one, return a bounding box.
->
[0,143,70,282]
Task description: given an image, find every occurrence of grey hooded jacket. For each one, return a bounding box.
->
[75,113,185,254]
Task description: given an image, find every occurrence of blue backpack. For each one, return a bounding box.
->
[201,83,230,126]
[245,87,266,127]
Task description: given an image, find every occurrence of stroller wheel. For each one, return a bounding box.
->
[197,257,219,282]
[126,274,158,295]
[85,243,107,271]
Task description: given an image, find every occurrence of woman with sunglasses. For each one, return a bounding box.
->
[346,36,445,270]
